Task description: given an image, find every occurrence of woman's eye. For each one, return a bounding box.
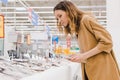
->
[59,15,62,18]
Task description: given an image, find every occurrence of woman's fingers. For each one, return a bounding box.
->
[67,54,87,63]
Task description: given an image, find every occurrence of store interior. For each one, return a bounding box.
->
[0,0,120,80]
[0,0,107,56]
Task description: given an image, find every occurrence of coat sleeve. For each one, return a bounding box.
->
[82,15,113,53]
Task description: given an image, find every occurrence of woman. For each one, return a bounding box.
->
[53,1,120,80]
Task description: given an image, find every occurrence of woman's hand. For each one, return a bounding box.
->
[67,53,87,63]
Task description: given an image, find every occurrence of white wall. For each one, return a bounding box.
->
[106,0,120,67]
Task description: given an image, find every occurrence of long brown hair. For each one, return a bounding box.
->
[54,1,85,35]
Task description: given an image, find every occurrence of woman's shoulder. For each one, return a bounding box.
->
[81,14,97,22]
[82,14,89,20]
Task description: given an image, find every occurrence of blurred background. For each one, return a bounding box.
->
[0,0,120,67]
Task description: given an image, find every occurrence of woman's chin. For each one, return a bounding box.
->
[63,26,66,28]
[63,26,67,28]
[63,23,69,28]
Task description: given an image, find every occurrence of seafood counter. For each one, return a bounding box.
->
[0,57,71,80]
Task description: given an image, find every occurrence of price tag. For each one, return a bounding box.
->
[0,15,4,38]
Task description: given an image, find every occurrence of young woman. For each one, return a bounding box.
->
[53,1,120,80]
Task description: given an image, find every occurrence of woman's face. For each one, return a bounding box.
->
[54,10,69,27]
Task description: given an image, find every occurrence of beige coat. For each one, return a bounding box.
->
[77,15,120,80]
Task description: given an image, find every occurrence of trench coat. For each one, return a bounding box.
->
[77,15,120,80]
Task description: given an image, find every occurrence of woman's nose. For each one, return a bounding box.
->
[58,19,61,25]
[58,19,61,23]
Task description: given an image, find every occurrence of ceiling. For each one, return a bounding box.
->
[0,0,106,32]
